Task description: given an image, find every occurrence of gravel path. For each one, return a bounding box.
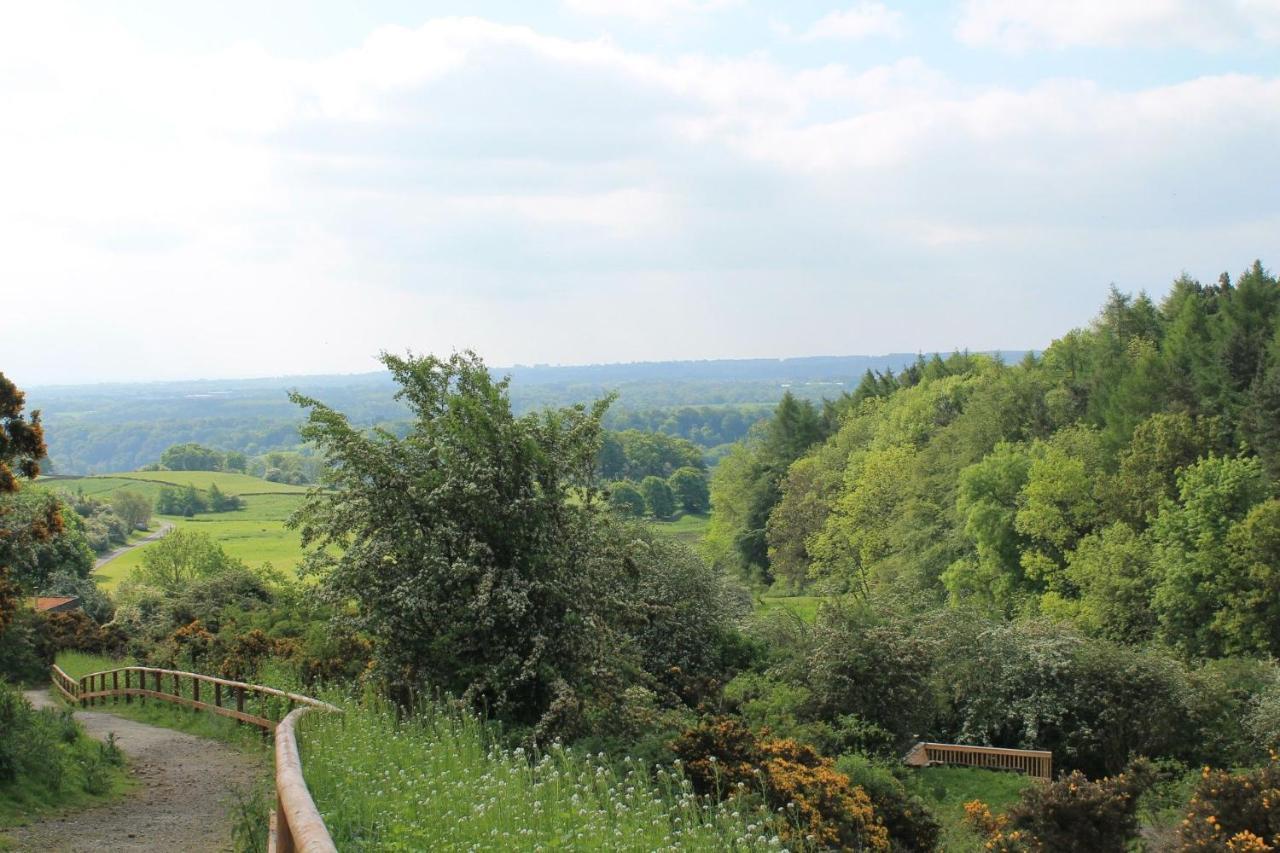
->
[5,690,265,852]
[94,521,174,571]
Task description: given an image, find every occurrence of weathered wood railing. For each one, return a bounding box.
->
[51,664,339,852]
[904,741,1053,780]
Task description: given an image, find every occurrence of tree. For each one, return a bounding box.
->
[667,466,709,514]
[290,351,620,729]
[1152,455,1268,658]
[607,481,646,517]
[640,475,676,519]
[0,373,45,492]
[111,490,152,530]
[130,529,244,591]
[158,443,226,472]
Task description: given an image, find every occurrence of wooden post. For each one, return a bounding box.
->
[215,682,222,708]
[173,672,180,701]
[112,670,119,703]
[125,670,132,704]
[193,677,201,708]
[78,676,86,707]
[236,686,245,722]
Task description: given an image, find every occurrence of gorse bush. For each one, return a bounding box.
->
[299,695,790,851]
[964,760,1155,852]
[1179,753,1280,851]
[672,717,890,850]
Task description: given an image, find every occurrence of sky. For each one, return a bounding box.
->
[2,1,1278,385]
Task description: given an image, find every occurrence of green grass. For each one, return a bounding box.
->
[43,470,309,497]
[902,765,1036,851]
[54,652,278,751]
[300,696,789,851]
[755,595,825,623]
[648,512,710,547]
[39,470,312,591]
[0,684,132,832]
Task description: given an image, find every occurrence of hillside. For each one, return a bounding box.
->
[41,471,308,590]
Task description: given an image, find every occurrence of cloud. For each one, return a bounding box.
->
[956,0,1280,51]
[561,0,737,23]
[794,3,905,41]
[2,7,1278,384]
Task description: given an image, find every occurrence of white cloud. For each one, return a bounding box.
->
[957,0,1280,51]
[561,0,737,23]
[796,3,905,41]
[1,6,1278,384]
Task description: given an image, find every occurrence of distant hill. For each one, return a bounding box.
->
[28,352,1026,474]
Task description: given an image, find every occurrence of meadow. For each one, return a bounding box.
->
[44,472,309,590]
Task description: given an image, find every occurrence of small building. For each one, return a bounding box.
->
[28,595,81,614]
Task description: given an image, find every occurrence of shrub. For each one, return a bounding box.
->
[838,752,942,852]
[1179,754,1280,851]
[965,761,1155,852]
[0,608,55,683]
[673,716,890,850]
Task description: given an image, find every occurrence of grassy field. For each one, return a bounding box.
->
[647,512,710,547]
[903,765,1035,851]
[41,472,310,591]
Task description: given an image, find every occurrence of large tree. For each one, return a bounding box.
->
[290,352,620,728]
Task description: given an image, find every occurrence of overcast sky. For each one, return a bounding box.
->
[2,1,1278,385]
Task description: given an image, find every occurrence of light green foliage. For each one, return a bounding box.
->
[1013,426,1106,595]
[1216,500,1280,656]
[109,489,151,530]
[944,442,1032,611]
[598,430,704,482]
[1053,522,1156,643]
[130,528,246,591]
[299,696,784,851]
[640,475,676,520]
[809,444,916,595]
[1151,455,1268,657]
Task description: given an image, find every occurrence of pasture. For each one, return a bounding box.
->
[43,472,310,590]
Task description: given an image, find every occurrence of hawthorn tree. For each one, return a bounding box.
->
[290,352,620,729]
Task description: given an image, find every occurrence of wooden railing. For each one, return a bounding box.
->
[51,664,339,852]
[904,741,1053,780]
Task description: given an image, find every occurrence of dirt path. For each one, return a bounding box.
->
[5,690,265,852]
[94,521,173,571]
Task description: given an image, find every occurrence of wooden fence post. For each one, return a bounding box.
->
[112,670,119,703]
[125,670,132,704]
[194,677,201,709]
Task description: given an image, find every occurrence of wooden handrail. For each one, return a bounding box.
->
[51,663,340,851]
[271,708,337,853]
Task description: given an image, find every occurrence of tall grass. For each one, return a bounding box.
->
[299,697,789,851]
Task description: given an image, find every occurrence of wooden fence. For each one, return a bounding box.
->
[903,741,1053,780]
[50,664,339,852]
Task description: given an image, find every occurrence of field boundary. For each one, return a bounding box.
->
[51,664,339,853]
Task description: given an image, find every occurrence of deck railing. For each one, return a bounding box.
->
[904,741,1053,780]
[51,664,339,852]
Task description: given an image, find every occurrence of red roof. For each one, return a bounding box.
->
[30,596,78,612]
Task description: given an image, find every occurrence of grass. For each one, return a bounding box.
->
[0,684,132,833]
[43,471,312,591]
[755,595,825,623]
[902,765,1035,851]
[54,652,278,751]
[299,696,790,851]
[648,512,710,547]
